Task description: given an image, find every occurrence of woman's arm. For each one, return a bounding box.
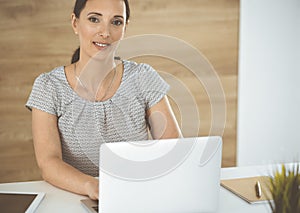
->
[31,108,99,200]
[146,96,182,139]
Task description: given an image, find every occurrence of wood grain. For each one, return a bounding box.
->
[0,0,239,183]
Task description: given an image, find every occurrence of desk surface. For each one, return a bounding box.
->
[0,164,285,213]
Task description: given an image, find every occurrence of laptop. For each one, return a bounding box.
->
[81,136,222,213]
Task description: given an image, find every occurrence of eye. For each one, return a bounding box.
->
[112,19,124,26]
[88,17,99,23]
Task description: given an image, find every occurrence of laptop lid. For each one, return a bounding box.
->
[99,136,222,213]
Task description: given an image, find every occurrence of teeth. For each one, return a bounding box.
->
[95,42,109,47]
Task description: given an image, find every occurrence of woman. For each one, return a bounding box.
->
[26,0,181,200]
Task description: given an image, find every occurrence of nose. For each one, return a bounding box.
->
[97,21,110,38]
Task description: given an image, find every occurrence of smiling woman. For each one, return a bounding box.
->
[0,0,239,198]
[24,0,181,200]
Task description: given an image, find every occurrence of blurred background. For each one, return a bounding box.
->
[1,0,298,183]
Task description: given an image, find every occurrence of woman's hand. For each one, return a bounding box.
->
[84,178,99,200]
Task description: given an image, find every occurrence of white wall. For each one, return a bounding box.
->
[237,0,300,166]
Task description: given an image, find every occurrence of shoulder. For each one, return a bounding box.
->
[35,66,65,80]
[30,66,67,99]
[122,60,168,87]
[33,66,65,86]
[123,60,157,77]
[123,60,154,71]
[26,67,65,115]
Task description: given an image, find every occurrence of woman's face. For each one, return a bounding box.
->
[72,0,127,61]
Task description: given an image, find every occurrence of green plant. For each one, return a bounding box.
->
[268,163,300,213]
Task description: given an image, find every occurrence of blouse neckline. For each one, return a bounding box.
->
[62,60,128,105]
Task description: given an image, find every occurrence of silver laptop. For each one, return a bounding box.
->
[81,136,222,213]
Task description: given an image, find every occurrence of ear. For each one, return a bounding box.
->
[71,13,78,35]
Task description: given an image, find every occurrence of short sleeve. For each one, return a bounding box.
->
[25,73,58,115]
[137,63,170,109]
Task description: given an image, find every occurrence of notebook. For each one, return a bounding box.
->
[221,176,272,204]
[81,136,222,213]
[0,191,45,213]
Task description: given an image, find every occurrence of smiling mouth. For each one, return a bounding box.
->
[93,42,110,48]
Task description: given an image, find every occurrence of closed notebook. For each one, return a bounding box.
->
[221,176,272,204]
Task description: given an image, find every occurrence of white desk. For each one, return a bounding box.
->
[0,164,285,213]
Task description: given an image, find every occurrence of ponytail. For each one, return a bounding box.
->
[71,47,80,63]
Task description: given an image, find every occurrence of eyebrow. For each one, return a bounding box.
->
[87,12,124,19]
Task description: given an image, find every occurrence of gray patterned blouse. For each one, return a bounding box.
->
[26,60,169,176]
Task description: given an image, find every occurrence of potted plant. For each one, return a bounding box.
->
[268,163,300,213]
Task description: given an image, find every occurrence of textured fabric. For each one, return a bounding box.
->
[26,60,169,176]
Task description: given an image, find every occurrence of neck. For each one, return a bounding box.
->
[74,54,122,97]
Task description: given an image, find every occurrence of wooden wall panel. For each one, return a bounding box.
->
[0,0,239,183]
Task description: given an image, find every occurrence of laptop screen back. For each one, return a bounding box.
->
[99,136,222,213]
